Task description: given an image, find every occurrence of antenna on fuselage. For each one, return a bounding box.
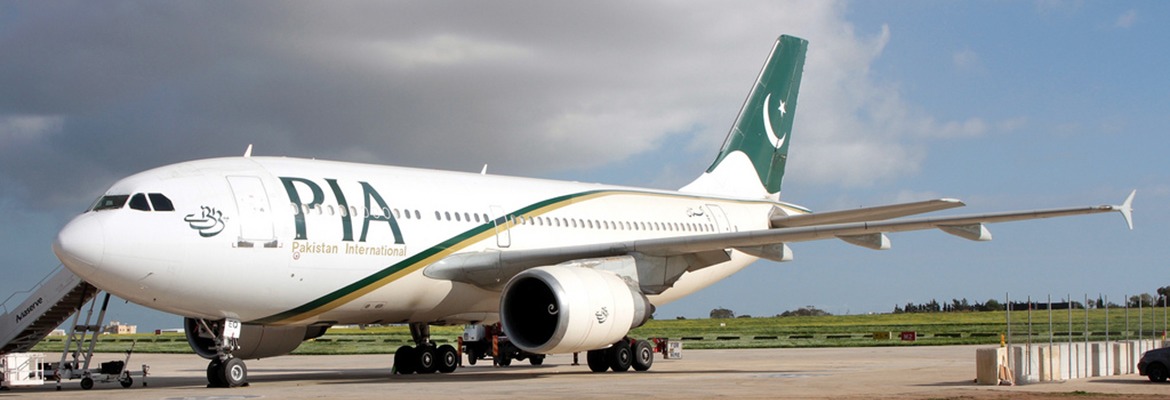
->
[481,164,488,175]
[243,144,253,158]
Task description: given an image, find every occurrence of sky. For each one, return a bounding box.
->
[1,1,1167,331]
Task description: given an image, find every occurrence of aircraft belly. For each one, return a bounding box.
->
[309,272,501,325]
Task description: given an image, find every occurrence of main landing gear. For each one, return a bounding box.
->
[195,319,249,388]
[586,338,654,373]
[393,323,458,374]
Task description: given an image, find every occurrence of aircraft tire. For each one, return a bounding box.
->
[416,346,438,374]
[394,345,418,374]
[466,348,478,365]
[206,358,226,387]
[609,340,632,372]
[221,357,247,387]
[437,345,459,373]
[586,349,609,372]
[529,355,545,366]
[632,340,654,371]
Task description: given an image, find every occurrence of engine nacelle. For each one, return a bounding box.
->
[500,265,652,355]
[185,318,327,360]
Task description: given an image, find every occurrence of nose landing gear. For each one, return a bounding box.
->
[195,318,249,388]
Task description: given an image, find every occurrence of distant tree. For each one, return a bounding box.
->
[737,314,752,319]
[1129,294,1156,308]
[779,306,831,317]
[710,307,735,319]
[982,299,1003,311]
[675,316,687,320]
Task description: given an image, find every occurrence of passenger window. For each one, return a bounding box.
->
[129,193,150,211]
[435,211,442,220]
[415,210,422,219]
[454,212,461,222]
[148,193,175,211]
[291,203,301,215]
[92,195,130,211]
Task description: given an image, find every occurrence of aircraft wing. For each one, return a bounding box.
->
[770,198,965,227]
[424,191,1134,290]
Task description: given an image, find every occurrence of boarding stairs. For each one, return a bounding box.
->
[0,265,98,355]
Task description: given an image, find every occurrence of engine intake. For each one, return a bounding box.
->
[185,318,327,360]
[500,265,652,354]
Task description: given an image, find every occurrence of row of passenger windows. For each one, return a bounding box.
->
[291,202,718,233]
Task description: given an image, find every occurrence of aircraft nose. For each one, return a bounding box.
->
[53,215,106,270]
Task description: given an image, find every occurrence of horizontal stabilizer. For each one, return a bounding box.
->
[837,233,890,250]
[939,223,992,241]
[772,198,964,228]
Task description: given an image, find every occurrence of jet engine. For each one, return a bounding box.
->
[185,318,328,359]
[500,265,652,355]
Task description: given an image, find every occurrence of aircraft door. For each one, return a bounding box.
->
[227,176,277,248]
[705,204,732,232]
[489,205,512,248]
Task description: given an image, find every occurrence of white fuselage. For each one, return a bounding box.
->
[56,156,803,327]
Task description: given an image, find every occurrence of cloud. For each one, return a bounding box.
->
[952,49,982,72]
[0,115,62,148]
[0,0,992,210]
[1115,9,1138,28]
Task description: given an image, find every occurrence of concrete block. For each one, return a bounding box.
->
[1056,343,1071,380]
[976,347,1006,385]
[1090,343,1108,377]
[1038,345,1060,382]
[1012,346,1038,384]
[1113,342,1131,375]
[1066,343,1085,379]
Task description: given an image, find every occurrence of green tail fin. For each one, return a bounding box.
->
[682,35,807,200]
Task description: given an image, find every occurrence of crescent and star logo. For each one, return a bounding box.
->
[762,92,788,150]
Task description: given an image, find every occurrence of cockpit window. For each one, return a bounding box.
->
[129,193,151,211]
[91,195,130,211]
[148,193,175,211]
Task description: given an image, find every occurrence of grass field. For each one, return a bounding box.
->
[30,308,1169,355]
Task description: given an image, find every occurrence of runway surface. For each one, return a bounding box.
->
[3,345,1165,399]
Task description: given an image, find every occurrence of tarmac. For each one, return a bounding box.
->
[3,345,1166,399]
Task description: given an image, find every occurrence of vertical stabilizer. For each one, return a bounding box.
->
[681,35,807,200]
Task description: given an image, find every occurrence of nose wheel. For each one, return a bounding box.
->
[206,357,248,388]
[195,318,249,388]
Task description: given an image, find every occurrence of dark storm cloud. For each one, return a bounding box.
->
[0,1,762,211]
[2,1,945,215]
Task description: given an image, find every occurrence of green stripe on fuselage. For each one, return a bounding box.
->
[252,189,781,325]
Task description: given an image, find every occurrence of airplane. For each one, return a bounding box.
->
[51,35,1134,388]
